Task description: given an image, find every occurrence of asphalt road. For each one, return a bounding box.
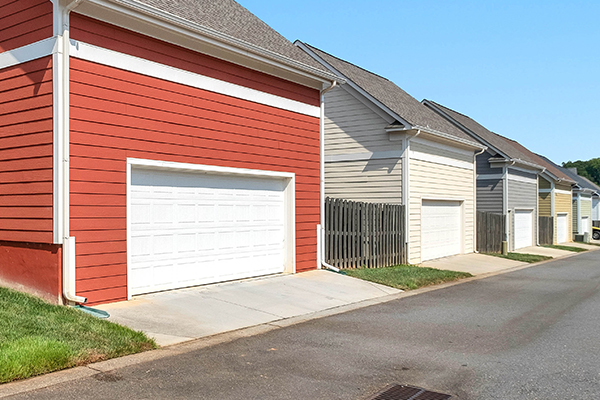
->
[10,251,600,399]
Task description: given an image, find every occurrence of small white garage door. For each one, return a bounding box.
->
[129,167,288,296]
[514,210,533,249]
[421,200,462,261]
[556,213,568,244]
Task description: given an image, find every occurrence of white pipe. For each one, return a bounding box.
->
[61,0,87,304]
[403,129,421,263]
[318,81,339,272]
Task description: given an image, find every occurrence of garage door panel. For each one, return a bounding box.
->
[421,200,462,261]
[557,213,568,244]
[129,167,288,296]
[514,210,533,249]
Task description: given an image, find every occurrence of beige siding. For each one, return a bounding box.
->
[324,159,402,204]
[539,176,551,189]
[555,191,572,243]
[409,157,474,264]
[539,192,551,217]
[573,198,578,232]
[324,86,393,155]
[411,141,473,164]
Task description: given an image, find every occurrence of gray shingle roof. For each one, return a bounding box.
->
[130,0,328,72]
[424,101,580,182]
[537,155,599,191]
[298,43,477,144]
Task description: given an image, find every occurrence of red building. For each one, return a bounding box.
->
[0,0,336,304]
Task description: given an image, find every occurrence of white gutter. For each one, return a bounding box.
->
[57,0,87,304]
[318,80,340,272]
[472,147,486,252]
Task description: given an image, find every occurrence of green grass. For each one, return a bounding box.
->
[344,264,472,291]
[543,244,588,252]
[485,252,552,263]
[0,287,156,384]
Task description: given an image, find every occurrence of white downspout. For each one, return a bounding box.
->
[59,0,86,304]
[317,81,339,272]
[472,147,486,253]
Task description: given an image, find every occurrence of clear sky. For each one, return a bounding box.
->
[236,0,599,165]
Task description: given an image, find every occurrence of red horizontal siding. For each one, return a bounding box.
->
[0,0,53,52]
[70,13,319,107]
[0,57,54,244]
[70,59,320,304]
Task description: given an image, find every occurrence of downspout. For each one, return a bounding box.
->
[503,160,516,251]
[318,81,339,272]
[60,0,87,304]
[472,147,486,253]
[404,129,421,263]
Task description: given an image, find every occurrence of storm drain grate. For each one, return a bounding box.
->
[370,384,451,400]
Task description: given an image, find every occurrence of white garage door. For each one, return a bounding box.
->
[556,213,568,244]
[129,167,288,296]
[421,200,462,261]
[514,210,533,249]
[581,216,590,234]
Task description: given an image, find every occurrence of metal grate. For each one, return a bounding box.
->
[370,384,451,400]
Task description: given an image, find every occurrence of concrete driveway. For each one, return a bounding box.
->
[513,245,572,257]
[96,270,400,346]
[421,252,526,275]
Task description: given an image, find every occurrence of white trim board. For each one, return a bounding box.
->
[325,150,403,163]
[69,40,321,118]
[0,38,57,70]
[409,150,473,170]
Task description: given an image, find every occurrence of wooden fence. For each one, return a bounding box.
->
[538,216,554,245]
[324,198,406,269]
[476,211,505,253]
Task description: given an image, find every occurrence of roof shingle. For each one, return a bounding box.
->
[298,43,477,144]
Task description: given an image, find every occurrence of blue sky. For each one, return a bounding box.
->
[237,0,599,165]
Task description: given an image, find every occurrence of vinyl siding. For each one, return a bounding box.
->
[555,191,572,243]
[476,179,503,214]
[538,176,551,189]
[581,195,593,221]
[593,198,600,220]
[572,198,578,233]
[507,179,538,249]
[539,192,551,217]
[0,57,54,243]
[409,145,475,264]
[411,141,473,164]
[0,0,53,52]
[325,158,401,204]
[476,150,503,175]
[70,58,320,304]
[69,14,319,107]
[324,85,393,155]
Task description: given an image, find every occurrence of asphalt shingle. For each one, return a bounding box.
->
[298,43,476,144]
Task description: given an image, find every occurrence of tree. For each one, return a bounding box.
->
[562,158,600,186]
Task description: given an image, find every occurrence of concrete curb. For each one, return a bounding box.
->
[1,247,596,398]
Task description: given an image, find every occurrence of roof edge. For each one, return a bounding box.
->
[87,0,339,85]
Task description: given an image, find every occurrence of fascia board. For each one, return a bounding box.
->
[422,100,509,159]
[79,0,338,86]
[295,41,411,127]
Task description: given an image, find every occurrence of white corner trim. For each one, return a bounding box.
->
[0,37,58,71]
[409,150,474,170]
[127,158,295,179]
[324,150,403,163]
[69,40,320,118]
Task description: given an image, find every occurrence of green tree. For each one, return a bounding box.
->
[562,158,600,186]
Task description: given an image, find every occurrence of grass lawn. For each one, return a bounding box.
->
[344,265,472,291]
[543,244,587,252]
[485,252,552,263]
[0,287,156,384]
